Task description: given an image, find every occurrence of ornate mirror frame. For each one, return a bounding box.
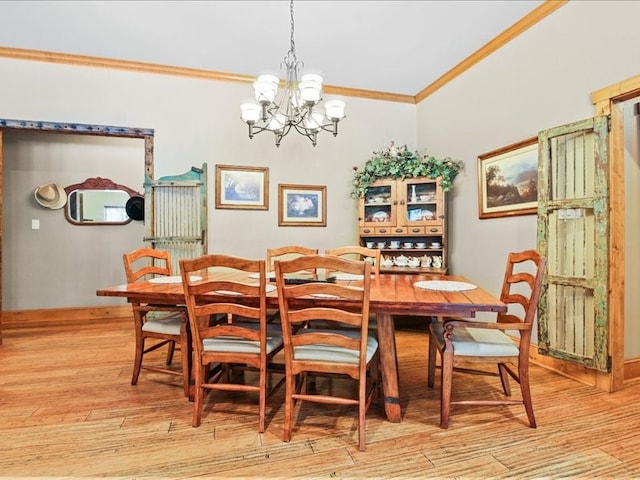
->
[63,177,140,226]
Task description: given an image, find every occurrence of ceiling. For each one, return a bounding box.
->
[0,0,548,97]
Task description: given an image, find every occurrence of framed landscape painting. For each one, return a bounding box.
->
[215,164,268,210]
[278,184,326,227]
[478,137,539,219]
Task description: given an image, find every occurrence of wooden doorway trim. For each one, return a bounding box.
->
[0,118,154,346]
[592,75,640,391]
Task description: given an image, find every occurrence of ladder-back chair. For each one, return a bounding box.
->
[427,249,546,428]
[123,247,190,397]
[274,254,378,451]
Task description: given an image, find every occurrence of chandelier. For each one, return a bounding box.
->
[239,0,346,147]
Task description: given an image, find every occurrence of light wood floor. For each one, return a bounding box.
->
[1,317,640,479]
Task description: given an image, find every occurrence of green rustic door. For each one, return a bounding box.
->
[537,116,610,371]
[144,164,208,273]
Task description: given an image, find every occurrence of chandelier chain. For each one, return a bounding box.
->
[288,0,296,61]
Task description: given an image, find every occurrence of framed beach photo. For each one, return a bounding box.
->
[278,184,327,227]
[215,165,269,210]
[478,137,538,219]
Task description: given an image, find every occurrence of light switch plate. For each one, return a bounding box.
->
[31,219,40,230]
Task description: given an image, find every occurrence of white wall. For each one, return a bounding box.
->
[0,57,416,309]
[624,99,640,357]
[417,0,640,300]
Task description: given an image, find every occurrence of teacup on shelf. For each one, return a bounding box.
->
[415,242,426,248]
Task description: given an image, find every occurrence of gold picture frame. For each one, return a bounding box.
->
[215,164,269,210]
[278,184,327,227]
[478,137,538,219]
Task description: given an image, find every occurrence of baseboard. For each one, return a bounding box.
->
[624,357,640,381]
[1,305,132,328]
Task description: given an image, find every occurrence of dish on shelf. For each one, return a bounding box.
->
[408,209,435,221]
[372,211,389,221]
[365,195,388,204]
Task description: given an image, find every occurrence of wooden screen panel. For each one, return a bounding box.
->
[537,115,608,371]
[547,284,596,360]
[550,131,595,201]
[144,165,207,274]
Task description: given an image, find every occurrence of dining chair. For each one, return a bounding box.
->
[179,254,284,433]
[274,254,379,451]
[324,246,381,276]
[317,246,381,331]
[427,249,546,428]
[267,245,318,276]
[263,245,318,323]
[122,247,191,397]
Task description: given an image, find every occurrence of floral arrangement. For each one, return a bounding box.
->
[350,142,464,198]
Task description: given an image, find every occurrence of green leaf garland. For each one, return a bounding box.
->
[351,142,464,199]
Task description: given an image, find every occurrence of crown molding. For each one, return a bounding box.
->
[0,1,567,107]
[415,0,568,103]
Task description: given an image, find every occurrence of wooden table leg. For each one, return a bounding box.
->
[376,312,401,422]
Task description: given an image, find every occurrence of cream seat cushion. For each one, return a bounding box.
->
[430,322,519,357]
[294,328,378,364]
[202,323,283,354]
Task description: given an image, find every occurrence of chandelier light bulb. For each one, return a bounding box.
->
[300,73,323,85]
[299,79,322,103]
[240,103,261,123]
[325,100,346,120]
[253,75,279,104]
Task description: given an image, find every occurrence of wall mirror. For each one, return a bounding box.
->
[64,177,139,225]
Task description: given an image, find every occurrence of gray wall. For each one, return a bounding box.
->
[0,60,416,310]
[415,0,640,354]
[3,131,145,309]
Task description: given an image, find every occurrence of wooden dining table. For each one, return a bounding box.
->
[97,271,506,423]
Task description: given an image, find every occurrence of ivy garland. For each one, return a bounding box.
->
[350,142,464,199]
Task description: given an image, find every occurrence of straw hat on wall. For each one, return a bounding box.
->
[34,183,67,210]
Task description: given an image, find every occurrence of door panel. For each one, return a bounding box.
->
[144,164,207,273]
[537,116,609,371]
